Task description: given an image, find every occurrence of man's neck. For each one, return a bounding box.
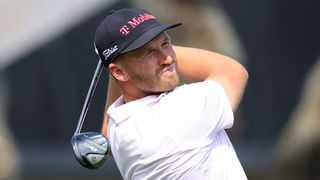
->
[122,90,163,104]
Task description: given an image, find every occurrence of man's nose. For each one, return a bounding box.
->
[158,49,173,65]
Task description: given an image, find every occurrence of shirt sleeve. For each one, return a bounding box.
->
[164,80,234,143]
[200,80,234,131]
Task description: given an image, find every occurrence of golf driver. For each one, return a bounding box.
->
[71,60,109,169]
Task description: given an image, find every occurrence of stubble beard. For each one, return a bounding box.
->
[129,66,180,94]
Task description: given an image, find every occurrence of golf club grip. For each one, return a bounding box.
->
[74,60,104,135]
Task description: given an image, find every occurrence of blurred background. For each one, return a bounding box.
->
[0,0,319,179]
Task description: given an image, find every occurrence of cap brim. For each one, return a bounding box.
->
[121,23,182,53]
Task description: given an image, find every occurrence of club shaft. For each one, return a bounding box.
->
[74,60,104,135]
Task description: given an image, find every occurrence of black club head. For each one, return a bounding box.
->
[71,132,109,169]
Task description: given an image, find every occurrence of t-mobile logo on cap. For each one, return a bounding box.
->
[119,13,156,35]
[102,45,118,60]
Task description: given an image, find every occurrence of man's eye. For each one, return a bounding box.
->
[146,49,153,55]
[162,39,172,47]
[139,49,152,59]
[162,41,170,47]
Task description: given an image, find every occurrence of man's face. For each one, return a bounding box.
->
[120,33,180,94]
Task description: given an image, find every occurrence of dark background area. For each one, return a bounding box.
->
[2,0,319,179]
[220,0,320,166]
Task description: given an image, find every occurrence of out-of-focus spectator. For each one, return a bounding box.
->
[0,74,20,180]
[269,57,320,180]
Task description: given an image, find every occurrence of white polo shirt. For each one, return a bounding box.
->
[107,80,247,180]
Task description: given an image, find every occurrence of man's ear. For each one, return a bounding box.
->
[108,63,129,82]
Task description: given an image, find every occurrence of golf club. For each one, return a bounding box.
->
[71,60,109,169]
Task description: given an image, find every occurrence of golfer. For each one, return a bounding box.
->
[94,8,248,179]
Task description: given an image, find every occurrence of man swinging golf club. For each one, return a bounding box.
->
[73,7,248,179]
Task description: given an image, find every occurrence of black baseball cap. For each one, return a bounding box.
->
[94,8,182,66]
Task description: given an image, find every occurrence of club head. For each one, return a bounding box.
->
[71,132,109,169]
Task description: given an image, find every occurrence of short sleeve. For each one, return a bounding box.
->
[161,80,234,143]
[200,80,234,132]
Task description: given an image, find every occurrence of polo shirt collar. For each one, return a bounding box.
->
[107,93,167,123]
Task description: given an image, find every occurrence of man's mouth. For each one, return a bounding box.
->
[161,64,176,75]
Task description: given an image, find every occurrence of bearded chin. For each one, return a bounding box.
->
[155,75,180,93]
[131,72,180,93]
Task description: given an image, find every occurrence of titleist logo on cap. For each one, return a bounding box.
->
[119,13,156,35]
[102,45,118,59]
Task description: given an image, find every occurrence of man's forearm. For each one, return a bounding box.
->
[173,46,248,111]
